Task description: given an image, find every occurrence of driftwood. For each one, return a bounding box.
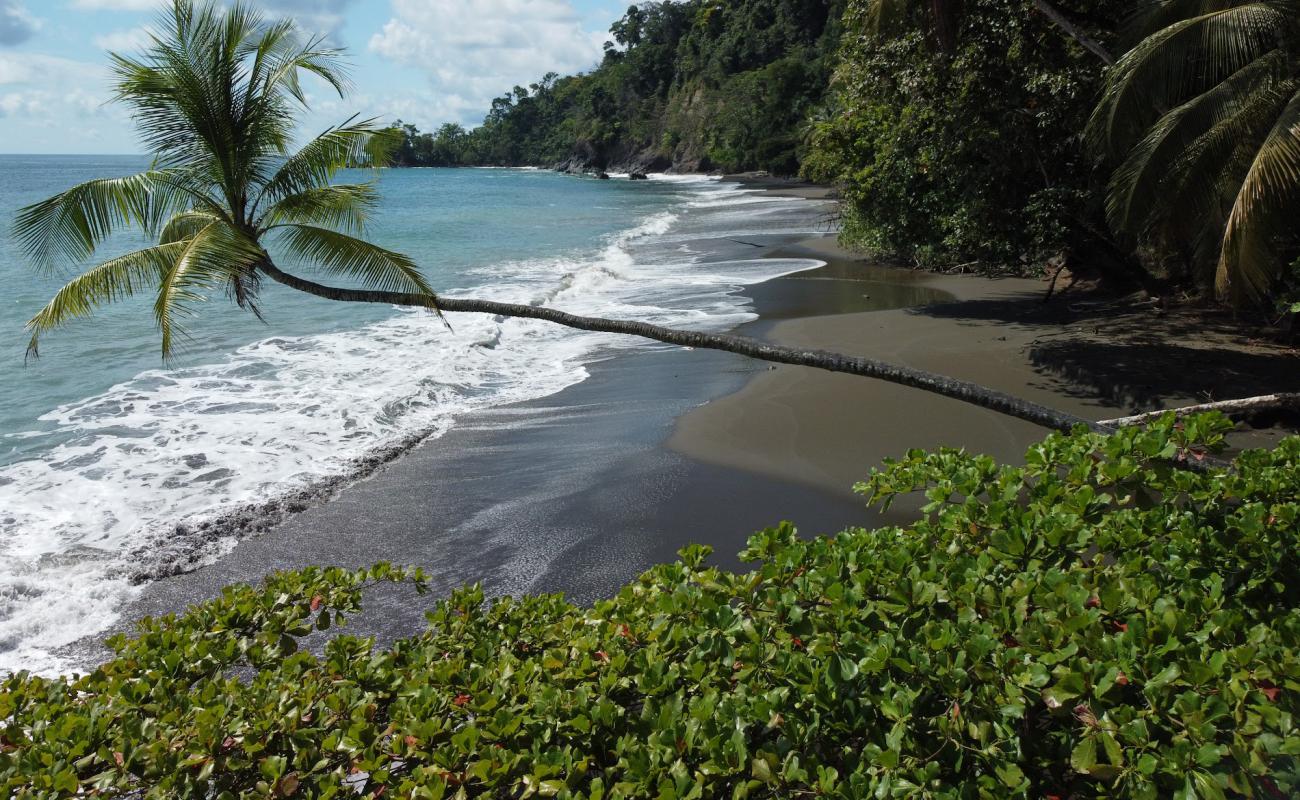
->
[1100,394,1300,428]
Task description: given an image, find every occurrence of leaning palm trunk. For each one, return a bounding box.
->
[258,262,1100,433]
[11,0,1194,443]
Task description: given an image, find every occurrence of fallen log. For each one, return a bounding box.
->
[1100,393,1300,428]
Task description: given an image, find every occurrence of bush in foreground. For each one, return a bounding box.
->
[3,416,1298,798]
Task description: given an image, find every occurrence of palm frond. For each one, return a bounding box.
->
[253,118,399,212]
[14,1,433,358]
[260,32,350,106]
[1145,80,1293,284]
[1106,50,1284,236]
[1088,3,1286,157]
[274,224,434,296]
[1121,0,1252,47]
[1217,85,1300,302]
[13,171,201,269]
[159,210,224,244]
[154,221,265,357]
[258,183,378,234]
[24,242,189,358]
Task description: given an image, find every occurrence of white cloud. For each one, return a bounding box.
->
[93,26,154,52]
[368,0,605,126]
[71,0,355,35]
[260,0,355,34]
[0,49,130,149]
[0,52,114,119]
[70,0,161,10]
[0,52,94,85]
[0,0,40,46]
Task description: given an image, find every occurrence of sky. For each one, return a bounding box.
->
[0,0,631,154]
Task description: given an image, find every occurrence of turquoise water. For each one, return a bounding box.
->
[1,159,689,459]
[0,157,832,672]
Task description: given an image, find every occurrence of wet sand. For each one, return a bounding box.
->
[91,232,913,662]
[86,203,1300,665]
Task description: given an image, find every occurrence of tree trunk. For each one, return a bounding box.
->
[259,262,1102,434]
[1100,394,1300,427]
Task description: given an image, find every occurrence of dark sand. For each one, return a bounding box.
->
[89,197,1300,664]
[98,233,919,660]
[672,236,1300,493]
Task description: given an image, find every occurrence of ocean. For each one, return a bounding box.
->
[0,157,832,674]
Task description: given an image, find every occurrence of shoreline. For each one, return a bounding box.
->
[63,182,865,667]
[672,236,1300,494]
[60,179,1300,670]
[117,174,845,587]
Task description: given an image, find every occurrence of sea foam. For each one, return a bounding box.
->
[0,175,832,675]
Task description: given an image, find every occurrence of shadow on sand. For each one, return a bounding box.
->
[908,292,1300,414]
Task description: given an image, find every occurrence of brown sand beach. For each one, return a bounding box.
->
[673,213,1300,496]
[75,179,1300,666]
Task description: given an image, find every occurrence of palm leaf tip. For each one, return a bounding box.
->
[23,241,191,360]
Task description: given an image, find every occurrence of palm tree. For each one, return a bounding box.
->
[1089,0,1300,305]
[14,0,1095,434]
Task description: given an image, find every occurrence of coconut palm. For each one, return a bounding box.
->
[13,0,1099,434]
[1089,0,1300,304]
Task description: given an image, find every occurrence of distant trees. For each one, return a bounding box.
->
[391,1,845,175]
[389,121,472,167]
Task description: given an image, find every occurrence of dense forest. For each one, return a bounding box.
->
[389,0,845,175]
[392,0,1300,310]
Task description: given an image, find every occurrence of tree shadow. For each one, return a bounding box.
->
[1027,339,1300,413]
[907,290,1299,413]
[909,292,1256,341]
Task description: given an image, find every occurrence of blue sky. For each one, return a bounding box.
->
[0,0,630,153]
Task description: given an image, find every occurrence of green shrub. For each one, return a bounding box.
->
[4,416,1298,798]
[808,0,1124,273]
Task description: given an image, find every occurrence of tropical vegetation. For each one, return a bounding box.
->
[385,1,846,175]
[803,0,1127,274]
[806,0,1300,307]
[7,4,1300,797]
[13,0,1113,434]
[1089,0,1300,306]
[5,415,1299,797]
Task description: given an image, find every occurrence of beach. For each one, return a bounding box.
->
[71,180,1300,666]
[674,235,1300,491]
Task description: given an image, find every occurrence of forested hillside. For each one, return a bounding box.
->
[394,0,1300,311]
[391,0,845,175]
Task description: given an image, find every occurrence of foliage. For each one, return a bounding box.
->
[391,123,474,168]
[5,416,1300,797]
[1089,0,1300,306]
[10,0,434,360]
[392,1,845,174]
[805,0,1125,273]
